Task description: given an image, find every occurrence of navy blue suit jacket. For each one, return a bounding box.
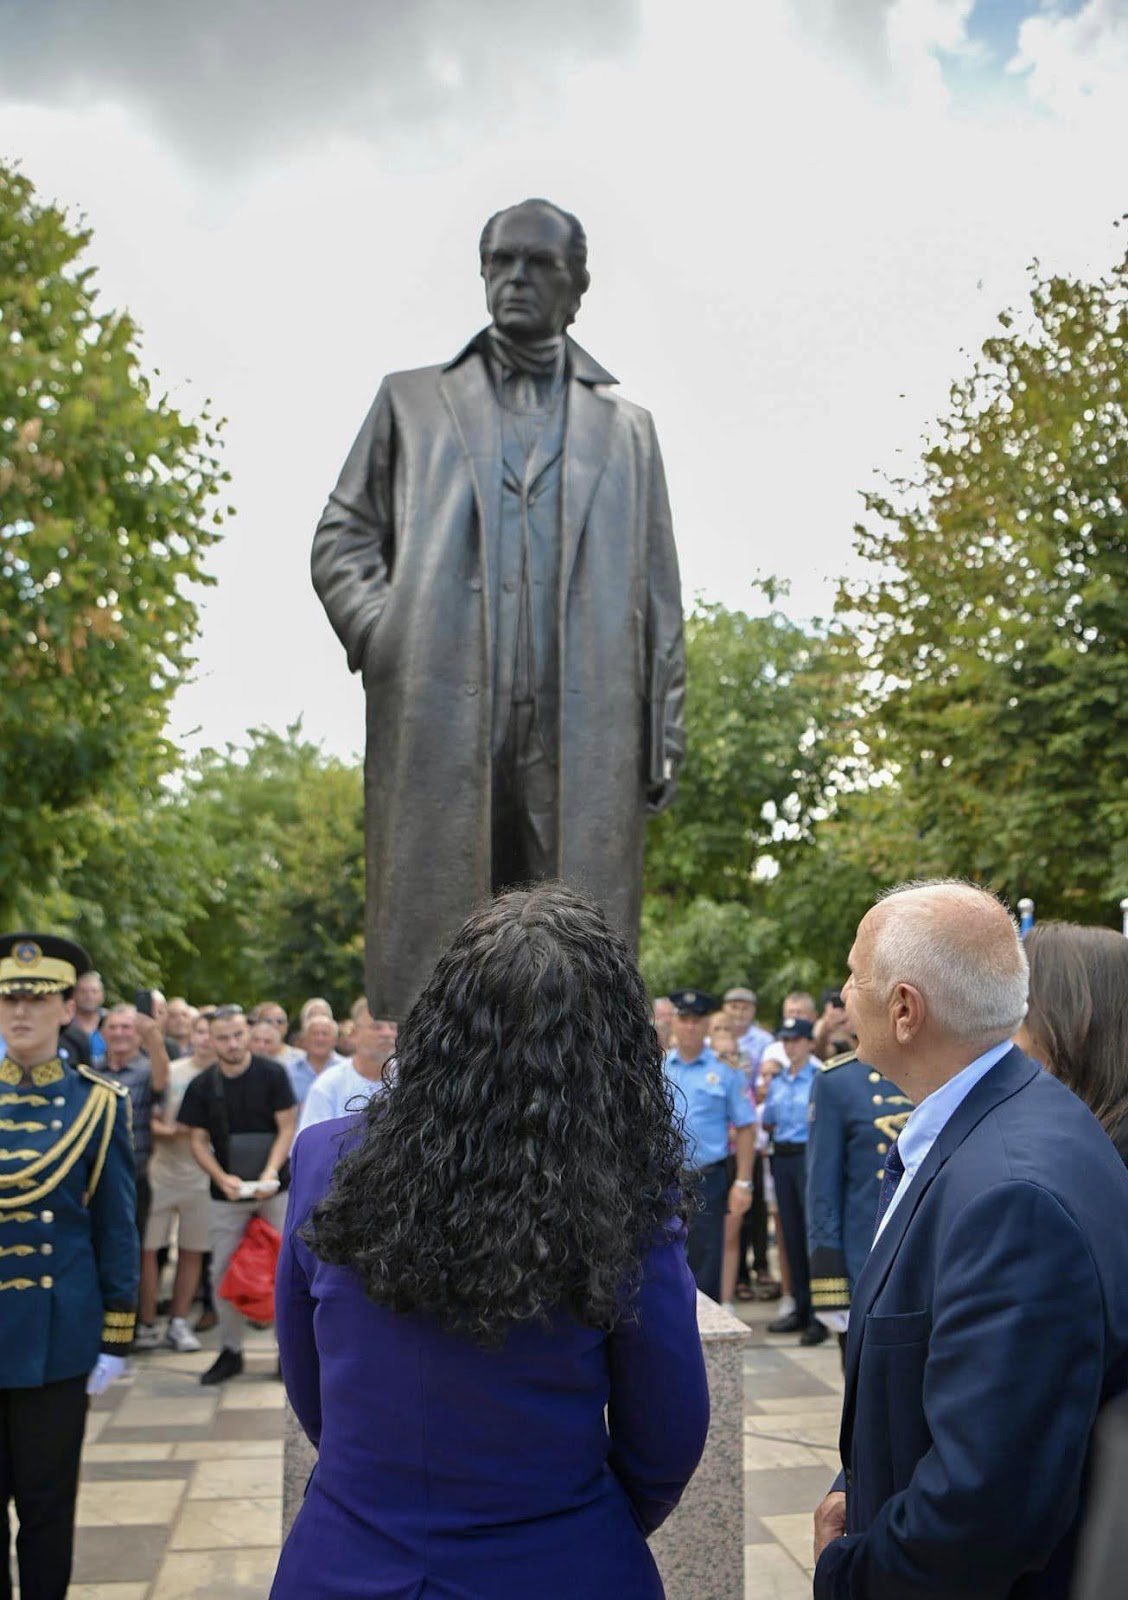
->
[816,1047,1128,1600]
[272,1115,710,1600]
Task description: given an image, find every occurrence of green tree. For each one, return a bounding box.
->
[640,597,859,1011]
[645,596,836,901]
[837,248,1128,922]
[160,726,364,1013]
[0,161,227,921]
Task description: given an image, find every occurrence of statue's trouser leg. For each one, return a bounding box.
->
[490,699,558,891]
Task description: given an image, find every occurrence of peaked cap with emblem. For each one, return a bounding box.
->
[0,933,91,998]
[669,988,718,1017]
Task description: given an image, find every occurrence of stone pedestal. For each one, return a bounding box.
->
[648,1292,750,1600]
[282,1292,749,1597]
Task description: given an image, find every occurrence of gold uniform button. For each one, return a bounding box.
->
[41,1244,53,1256]
[40,1275,53,1289]
[40,1211,53,1224]
[50,1120,62,1131]
[53,1097,65,1107]
[872,1095,882,1105]
[877,1169,884,1180]
[868,1072,880,1083]
[877,1142,888,1154]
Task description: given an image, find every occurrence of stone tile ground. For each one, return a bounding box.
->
[14,1300,841,1598]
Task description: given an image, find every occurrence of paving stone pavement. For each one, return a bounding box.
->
[21,1301,840,1599]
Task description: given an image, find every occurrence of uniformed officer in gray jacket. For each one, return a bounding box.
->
[0,933,138,1600]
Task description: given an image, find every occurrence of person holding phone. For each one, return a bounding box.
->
[177,1006,296,1385]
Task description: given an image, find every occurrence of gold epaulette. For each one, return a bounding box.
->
[822,1051,858,1071]
[78,1063,128,1097]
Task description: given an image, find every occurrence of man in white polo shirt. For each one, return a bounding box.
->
[298,1009,398,1133]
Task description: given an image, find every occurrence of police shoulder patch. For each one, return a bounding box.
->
[78,1063,128,1097]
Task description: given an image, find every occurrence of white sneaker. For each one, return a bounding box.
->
[165,1317,202,1353]
[132,1322,161,1351]
[776,1294,797,1319]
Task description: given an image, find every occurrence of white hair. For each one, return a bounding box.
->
[869,880,1029,1042]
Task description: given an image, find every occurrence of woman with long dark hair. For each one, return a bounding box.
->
[1017,921,1128,1164]
[271,885,708,1600]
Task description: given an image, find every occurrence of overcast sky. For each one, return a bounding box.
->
[2,0,1125,760]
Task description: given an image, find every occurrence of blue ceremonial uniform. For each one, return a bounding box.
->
[0,1057,138,1387]
[805,1054,912,1316]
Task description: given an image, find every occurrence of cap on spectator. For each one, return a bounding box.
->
[0,933,91,997]
[776,1016,814,1041]
[723,986,757,1004]
[669,988,718,1017]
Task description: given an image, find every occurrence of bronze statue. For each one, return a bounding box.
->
[313,198,685,1018]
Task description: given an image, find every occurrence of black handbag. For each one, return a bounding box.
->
[206,1065,289,1188]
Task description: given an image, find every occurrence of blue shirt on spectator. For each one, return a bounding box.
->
[762,1056,820,1144]
[738,1022,774,1072]
[664,1046,755,1169]
[286,1051,346,1106]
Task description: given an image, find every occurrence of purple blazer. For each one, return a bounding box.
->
[271,1116,709,1600]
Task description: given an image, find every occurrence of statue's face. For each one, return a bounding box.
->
[482,206,578,342]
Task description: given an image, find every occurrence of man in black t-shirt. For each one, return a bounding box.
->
[179,1006,296,1385]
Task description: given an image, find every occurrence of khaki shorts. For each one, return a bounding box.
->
[143,1180,211,1252]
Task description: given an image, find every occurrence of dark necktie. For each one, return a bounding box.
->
[873,1140,905,1239]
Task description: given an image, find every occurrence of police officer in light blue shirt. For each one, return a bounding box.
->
[664,989,755,1303]
[761,1015,826,1343]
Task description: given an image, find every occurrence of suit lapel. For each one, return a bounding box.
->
[838,1048,1040,1459]
[561,377,614,602]
[439,352,502,587]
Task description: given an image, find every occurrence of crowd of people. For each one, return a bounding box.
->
[1,976,398,1380]
[656,981,865,1347]
[656,917,1128,1396]
[3,885,1128,1600]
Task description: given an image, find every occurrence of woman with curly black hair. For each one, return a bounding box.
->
[270,884,709,1600]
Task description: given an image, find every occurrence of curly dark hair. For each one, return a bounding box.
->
[301,884,688,1345]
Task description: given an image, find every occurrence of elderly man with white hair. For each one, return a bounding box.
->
[813,879,1128,1600]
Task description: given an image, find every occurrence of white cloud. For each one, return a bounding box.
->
[0,0,638,169]
[0,0,1123,761]
[1010,0,1128,130]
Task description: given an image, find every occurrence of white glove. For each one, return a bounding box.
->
[87,1354,126,1395]
[815,1310,850,1335]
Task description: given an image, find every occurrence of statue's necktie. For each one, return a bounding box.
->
[873,1140,906,1239]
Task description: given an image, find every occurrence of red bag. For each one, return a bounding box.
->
[218,1215,282,1324]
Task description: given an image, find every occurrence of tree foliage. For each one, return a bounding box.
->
[0,161,227,920]
[639,597,860,1009]
[159,727,365,1013]
[836,249,1128,921]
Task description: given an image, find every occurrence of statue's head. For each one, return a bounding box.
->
[479,198,590,343]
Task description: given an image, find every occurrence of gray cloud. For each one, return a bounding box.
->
[786,0,900,77]
[0,0,639,166]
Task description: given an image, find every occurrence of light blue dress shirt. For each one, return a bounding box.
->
[874,1039,1014,1241]
[738,1022,774,1071]
[664,1046,755,1169]
[761,1056,820,1144]
[286,1050,346,1106]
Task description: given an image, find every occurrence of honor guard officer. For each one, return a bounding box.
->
[0,934,139,1600]
[663,989,755,1303]
[805,1051,912,1363]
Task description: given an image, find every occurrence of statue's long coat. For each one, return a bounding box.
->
[312,334,685,1019]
